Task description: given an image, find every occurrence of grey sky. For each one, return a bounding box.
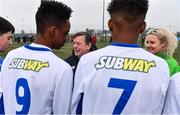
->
[146,0,180,31]
[0,0,179,33]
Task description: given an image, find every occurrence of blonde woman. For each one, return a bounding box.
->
[145,28,179,76]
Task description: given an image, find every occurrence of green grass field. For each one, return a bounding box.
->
[0,38,110,60]
[1,39,180,65]
[54,39,110,59]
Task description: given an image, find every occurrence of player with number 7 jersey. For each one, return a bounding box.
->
[71,0,170,114]
[72,43,170,114]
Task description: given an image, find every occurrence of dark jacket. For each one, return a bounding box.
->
[65,45,97,75]
[65,51,79,75]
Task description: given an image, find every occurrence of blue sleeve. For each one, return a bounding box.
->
[76,93,84,115]
[0,57,3,71]
[0,95,4,114]
[0,57,4,114]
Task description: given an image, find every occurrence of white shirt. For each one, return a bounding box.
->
[72,42,170,114]
[163,72,180,114]
[1,43,73,114]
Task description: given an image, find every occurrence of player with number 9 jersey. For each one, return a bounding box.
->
[1,0,73,114]
[1,43,73,114]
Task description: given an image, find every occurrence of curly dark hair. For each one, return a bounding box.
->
[107,0,148,25]
[36,0,73,33]
[0,16,15,35]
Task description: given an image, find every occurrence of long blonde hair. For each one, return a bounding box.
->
[146,28,178,56]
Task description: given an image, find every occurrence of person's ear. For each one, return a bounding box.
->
[88,42,92,51]
[162,42,167,49]
[49,26,56,37]
[108,19,113,32]
[140,21,146,33]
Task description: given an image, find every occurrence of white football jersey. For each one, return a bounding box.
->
[72,42,170,114]
[1,43,73,114]
[163,72,180,114]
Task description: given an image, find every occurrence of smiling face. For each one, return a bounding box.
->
[145,34,166,54]
[0,31,13,52]
[73,35,91,58]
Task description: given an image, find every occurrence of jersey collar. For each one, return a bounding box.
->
[110,42,140,48]
[24,43,52,51]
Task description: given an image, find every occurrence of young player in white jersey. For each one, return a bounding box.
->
[71,0,170,114]
[163,72,180,114]
[0,16,15,114]
[1,1,73,114]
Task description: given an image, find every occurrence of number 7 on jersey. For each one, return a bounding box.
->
[108,78,137,114]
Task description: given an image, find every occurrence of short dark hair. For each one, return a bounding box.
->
[73,32,97,51]
[107,0,148,27]
[73,32,92,45]
[35,0,73,34]
[0,16,15,35]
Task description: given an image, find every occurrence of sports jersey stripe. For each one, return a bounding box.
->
[24,44,52,51]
